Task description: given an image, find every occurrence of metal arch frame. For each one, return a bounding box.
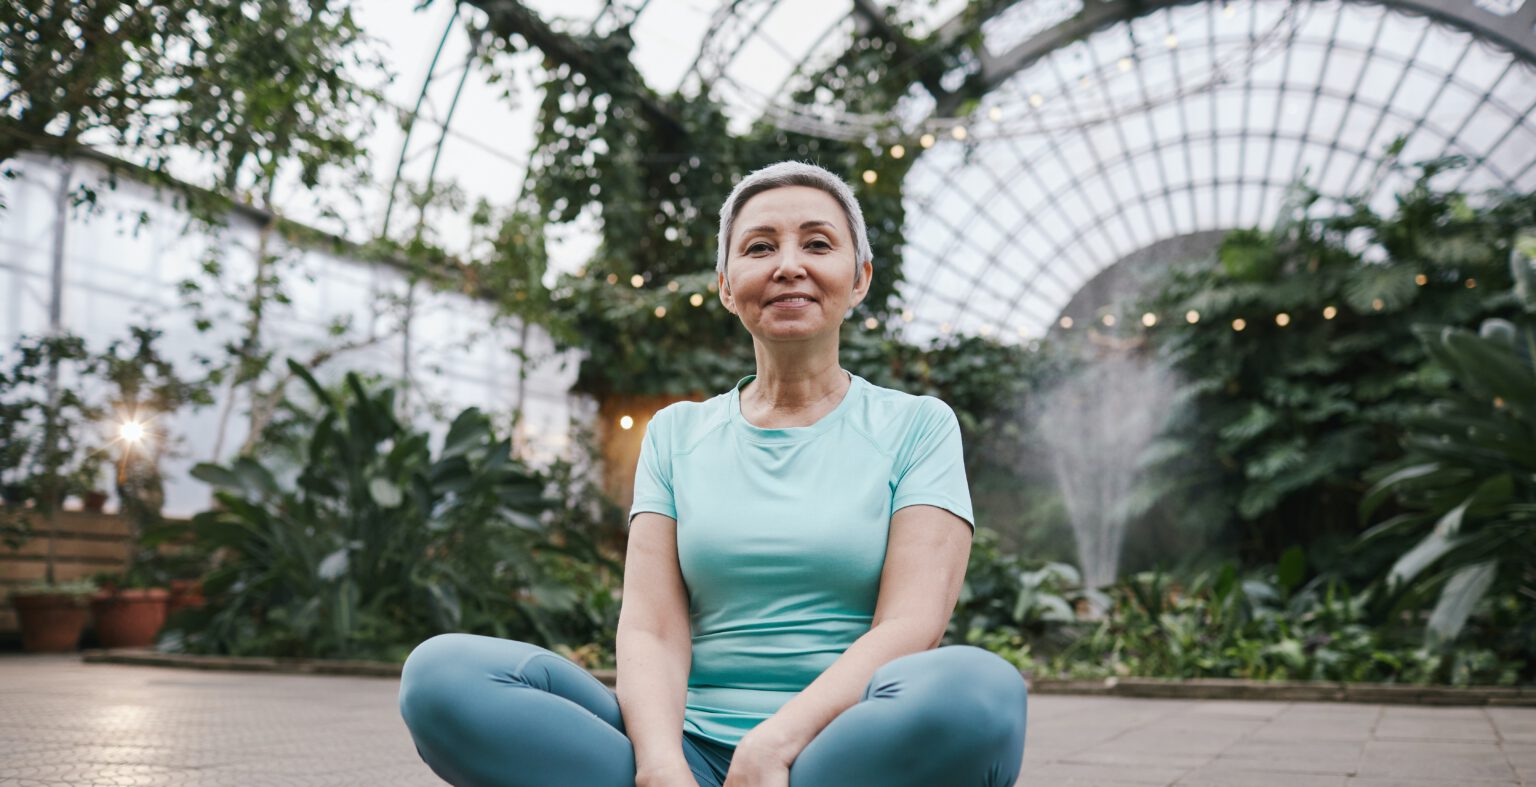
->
[895,0,1536,338]
[905,63,1525,335]
[942,0,1536,117]
[905,106,1531,335]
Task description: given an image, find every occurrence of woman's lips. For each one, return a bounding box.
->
[768,298,816,309]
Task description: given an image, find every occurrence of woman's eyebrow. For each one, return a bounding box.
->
[741,220,836,235]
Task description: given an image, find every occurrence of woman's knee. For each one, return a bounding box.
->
[398,633,481,730]
[875,646,1027,736]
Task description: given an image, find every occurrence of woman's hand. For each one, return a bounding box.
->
[635,760,700,787]
[722,729,796,787]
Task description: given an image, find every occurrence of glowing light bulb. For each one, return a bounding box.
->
[606,273,618,284]
[862,170,878,184]
[630,274,644,288]
[1275,313,1291,327]
[690,293,704,307]
[1119,57,1132,72]
[920,133,936,149]
[890,144,905,159]
[1059,316,1074,329]
[902,309,914,322]
[951,126,967,140]
[1142,312,1157,327]
[1371,298,1385,311]
[1029,93,1044,108]
[1165,34,1179,48]
[1102,314,1117,327]
[667,280,680,292]
[654,306,667,318]
[1232,318,1247,332]
[988,107,1002,121]
[1186,310,1200,324]
[863,317,878,330]
[1414,273,1427,286]
[619,415,634,430]
[1466,278,1477,288]
[1323,305,1338,320]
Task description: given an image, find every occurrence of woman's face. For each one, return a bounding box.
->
[719,185,873,344]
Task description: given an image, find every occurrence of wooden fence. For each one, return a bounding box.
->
[1,509,137,635]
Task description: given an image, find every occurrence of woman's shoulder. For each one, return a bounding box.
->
[647,391,733,450]
[848,377,959,446]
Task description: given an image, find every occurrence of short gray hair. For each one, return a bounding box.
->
[715,161,873,286]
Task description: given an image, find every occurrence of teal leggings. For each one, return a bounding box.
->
[398,634,1027,787]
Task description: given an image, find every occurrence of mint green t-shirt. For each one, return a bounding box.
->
[627,371,975,749]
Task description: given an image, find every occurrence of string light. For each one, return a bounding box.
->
[863,317,878,329]
[920,133,936,148]
[1118,57,1133,72]
[1466,278,1477,288]
[1186,310,1200,324]
[630,274,644,288]
[1142,312,1157,327]
[951,126,967,140]
[654,306,667,318]
[1102,314,1117,327]
[1059,316,1074,329]
[1371,298,1385,311]
[1414,273,1428,286]
[862,170,878,184]
[988,107,1002,121]
[606,273,618,284]
[1323,305,1338,320]
[890,144,906,159]
[1232,318,1247,331]
[902,309,914,322]
[1165,34,1179,48]
[666,280,680,292]
[1275,313,1291,327]
[690,293,704,307]
[1029,93,1044,107]
[619,415,634,430]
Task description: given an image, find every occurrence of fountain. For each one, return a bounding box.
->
[1034,354,1175,589]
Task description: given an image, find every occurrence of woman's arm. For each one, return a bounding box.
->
[616,512,695,781]
[734,504,973,769]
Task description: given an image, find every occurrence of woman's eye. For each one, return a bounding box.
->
[747,243,772,254]
[807,240,831,250]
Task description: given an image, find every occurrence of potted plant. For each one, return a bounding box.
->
[2,333,107,652]
[10,579,98,652]
[86,326,210,649]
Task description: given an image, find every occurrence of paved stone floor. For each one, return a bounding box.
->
[0,655,1530,786]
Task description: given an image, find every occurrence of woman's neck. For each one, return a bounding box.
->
[742,341,848,423]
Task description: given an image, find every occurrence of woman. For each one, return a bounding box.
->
[399,161,1029,787]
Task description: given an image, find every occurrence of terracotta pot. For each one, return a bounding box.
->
[166,579,205,615]
[11,592,91,652]
[90,588,170,649]
[82,491,108,512]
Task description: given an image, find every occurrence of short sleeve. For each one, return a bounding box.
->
[628,407,676,526]
[891,398,975,531]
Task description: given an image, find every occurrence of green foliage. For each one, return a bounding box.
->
[0,334,105,517]
[1359,247,1536,653]
[1139,159,1536,564]
[162,361,614,660]
[1,0,381,199]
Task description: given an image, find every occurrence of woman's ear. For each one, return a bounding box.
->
[718,270,735,314]
[850,259,873,308]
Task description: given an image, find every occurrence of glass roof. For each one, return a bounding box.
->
[229,0,1536,343]
[895,0,1536,341]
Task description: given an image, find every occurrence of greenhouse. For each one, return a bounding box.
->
[2,0,1535,784]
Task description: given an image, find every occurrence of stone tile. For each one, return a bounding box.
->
[1356,740,1517,783]
[1347,780,1518,787]
[1017,760,1189,785]
[1174,763,1347,786]
[1504,743,1536,782]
